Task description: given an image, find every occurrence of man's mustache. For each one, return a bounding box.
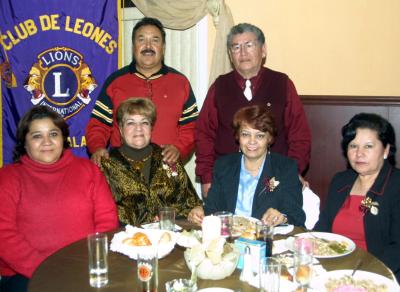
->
[141,49,155,55]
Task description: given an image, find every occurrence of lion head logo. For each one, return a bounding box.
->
[76,63,97,105]
[24,63,46,105]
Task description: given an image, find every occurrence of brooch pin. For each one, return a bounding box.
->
[265,176,280,192]
[359,197,379,215]
[162,162,178,178]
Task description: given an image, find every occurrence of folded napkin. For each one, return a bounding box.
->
[273,238,291,254]
[274,224,294,235]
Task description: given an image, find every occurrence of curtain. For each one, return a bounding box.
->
[131,0,234,85]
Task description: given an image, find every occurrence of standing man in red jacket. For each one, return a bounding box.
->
[196,23,311,197]
[86,17,198,165]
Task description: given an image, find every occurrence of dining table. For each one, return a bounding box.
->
[28,221,397,292]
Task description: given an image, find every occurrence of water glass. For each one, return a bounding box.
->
[256,222,274,257]
[293,237,314,256]
[293,237,314,288]
[137,250,158,292]
[159,207,175,231]
[165,278,197,292]
[293,253,313,288]
[213,211,233,238]
[259,257,281,292]
[87,232,108,288]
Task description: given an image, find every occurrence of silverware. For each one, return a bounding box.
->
[351,259,363,276]
[307,231,330,244]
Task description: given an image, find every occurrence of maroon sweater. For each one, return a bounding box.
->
[196,67,311,184]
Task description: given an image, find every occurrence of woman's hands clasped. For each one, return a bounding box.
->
[261,208,288,226]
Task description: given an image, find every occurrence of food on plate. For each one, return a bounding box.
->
[311,237,349,256]
[325,275,388,292]
[275,254,294,281]
[295,265,311,283]
[158,232,172,244]
[123,232,151,246]
[231,216,258,238]
[240,231,256,240]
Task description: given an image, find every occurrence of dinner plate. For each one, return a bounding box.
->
[197,288,234,292]
[286,232,356,258]
[311,270,400,291]
[141,222,182,231]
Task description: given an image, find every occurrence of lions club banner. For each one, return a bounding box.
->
[0,0,120,165]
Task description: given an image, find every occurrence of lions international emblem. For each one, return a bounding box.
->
[24,47,97,119]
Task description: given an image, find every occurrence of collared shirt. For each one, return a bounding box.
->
[235,155,266,217]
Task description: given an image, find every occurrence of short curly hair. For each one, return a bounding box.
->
[116,97,157,127]
[232,105,277,142]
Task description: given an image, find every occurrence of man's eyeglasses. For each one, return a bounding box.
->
[230,41,258,54]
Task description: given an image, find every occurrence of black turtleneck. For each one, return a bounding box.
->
[119,144,153,184]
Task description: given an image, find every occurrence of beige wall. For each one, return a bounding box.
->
[209,0,400,95]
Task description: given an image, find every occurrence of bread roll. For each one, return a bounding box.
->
[123,232,151,246]
[241,232,256,240]
[158,232,172,244]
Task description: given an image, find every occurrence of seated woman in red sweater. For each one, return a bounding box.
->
[0,106,118,292]
[315,113,400,282]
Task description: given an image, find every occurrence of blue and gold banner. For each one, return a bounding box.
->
[0,0,120,165]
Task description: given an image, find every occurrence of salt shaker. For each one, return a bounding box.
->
[240,246,252,283]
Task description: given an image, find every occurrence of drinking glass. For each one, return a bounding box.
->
[87,232,108,288]
[137,249,158,292]
[159,207,175,231]
[293,237,314,288]
[256,222,274,257]
[213,211,233,238]
[259,257,281,292]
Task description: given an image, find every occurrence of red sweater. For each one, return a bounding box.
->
[0,150,118,278]
[85,62,198,159]
[195,68,311,184]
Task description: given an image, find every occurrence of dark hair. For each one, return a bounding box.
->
[117,97,157,127]
[13,106,70,162]
[227,23,266,50]
[341,113,396,165]
[232,105,277,142]
[131,17,166,44]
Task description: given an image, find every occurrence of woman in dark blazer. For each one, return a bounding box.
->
[315,113,400,281]
[189,105,305,227]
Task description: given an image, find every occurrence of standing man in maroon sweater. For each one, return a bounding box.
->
[195,23,311,197]
[86,17,198,166]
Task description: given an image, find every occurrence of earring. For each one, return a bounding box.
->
[384,155,388,159]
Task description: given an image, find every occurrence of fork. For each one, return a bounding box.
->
[306,231,330,244]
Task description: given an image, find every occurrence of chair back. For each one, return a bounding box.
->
[302,187,320,229]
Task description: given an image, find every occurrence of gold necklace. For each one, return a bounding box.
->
[120,151,152,171]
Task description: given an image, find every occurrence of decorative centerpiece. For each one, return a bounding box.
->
[182,215,239,280]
